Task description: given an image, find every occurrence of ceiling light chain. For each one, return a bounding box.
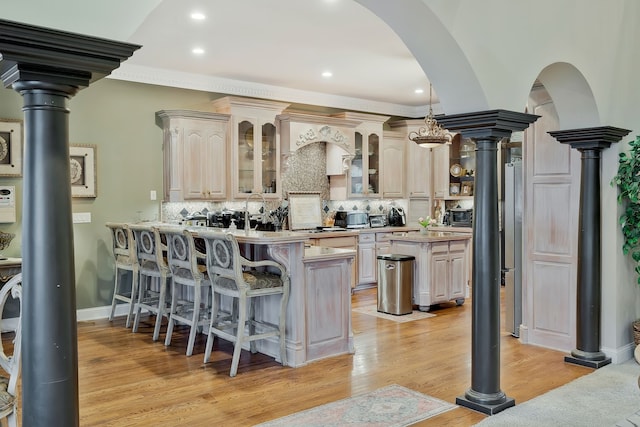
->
[408,84,452,148]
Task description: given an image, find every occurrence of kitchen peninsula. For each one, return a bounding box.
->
[390,231,472,312]
[188,227,356,367]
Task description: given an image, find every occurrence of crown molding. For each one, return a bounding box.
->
[108,63,429,118]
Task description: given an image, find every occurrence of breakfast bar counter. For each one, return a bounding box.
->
[184,227,356,366]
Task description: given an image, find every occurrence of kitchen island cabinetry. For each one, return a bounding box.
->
[390,232,471,311]
[307,234,357,289]
[357,232,377,285]
[156,110,230,201]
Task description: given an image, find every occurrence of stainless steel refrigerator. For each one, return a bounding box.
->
[504,161,523,337]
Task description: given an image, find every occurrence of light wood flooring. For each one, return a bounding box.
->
[14,288,592,426]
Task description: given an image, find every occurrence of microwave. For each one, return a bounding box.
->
[334,211,369,229]
[446,208,473,227]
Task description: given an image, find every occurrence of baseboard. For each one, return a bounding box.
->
[77,303,131,322]
[602,342,634,364]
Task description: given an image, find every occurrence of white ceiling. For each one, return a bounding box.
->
[2,0,433,117]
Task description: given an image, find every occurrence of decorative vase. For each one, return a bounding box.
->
[420,227,428,235]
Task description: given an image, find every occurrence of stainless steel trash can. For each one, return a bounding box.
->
[377,254,414,315]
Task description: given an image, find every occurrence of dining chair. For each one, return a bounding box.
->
[105,222,139,327]
[0,273,22,427]
[198,229,289,377]
[129,224,171,341]
[160,226,211,356]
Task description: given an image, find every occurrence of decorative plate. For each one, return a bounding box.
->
[450,163,464,177]
[70,158,83,184]
[0,137,7,162]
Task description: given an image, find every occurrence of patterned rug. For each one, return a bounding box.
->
[352,303,435,323]
[255,384,456,427]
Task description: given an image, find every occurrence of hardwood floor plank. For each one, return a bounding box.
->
[9,288,591,426]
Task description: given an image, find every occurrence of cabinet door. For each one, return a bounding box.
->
[349,131,380,198]
[449,247,467,299]
[183,120,227,199]
[358,243,377,284]
[430,252,449,302]
[432,144,450,198]
[382,136,405,198]
[236,119,256,195]
[408,142,431,198]
[367,133,380,196]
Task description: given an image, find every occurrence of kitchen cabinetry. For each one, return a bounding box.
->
[211,97,290,199]
[447,135,476,198]
[407,138,432,198]
[330,112,389,198]
[432,144,450,199]
[307,235,358,288]
[390,234,470,311]
[357,232,377,285]
[156,110,230,201]
[381,131,406,198]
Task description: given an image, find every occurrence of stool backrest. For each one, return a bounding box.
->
[160,227,204,280]
[105,222,136,265]
[198,230,243,284]
[129,224,169,274]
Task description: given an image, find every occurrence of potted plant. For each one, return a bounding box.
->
[611,135,640,344]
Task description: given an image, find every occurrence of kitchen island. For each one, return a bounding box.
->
[390,231,472,312]
[186,228,356,367]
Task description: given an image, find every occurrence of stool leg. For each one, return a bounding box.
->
[279,283,289,367]
[204,289,219,363]
[186,280,201,356]
[132,273,147,333]
[125,267,139,328]
[230,294,246,377]
[108,268,120,322]
[164,278,178,347]
[153,274,167,341]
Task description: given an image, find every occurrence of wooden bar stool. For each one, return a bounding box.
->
[129,224,171,341]
[198,230,289,377]
[105,222,138,327]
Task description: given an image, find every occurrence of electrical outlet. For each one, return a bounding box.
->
[150,190,157,201]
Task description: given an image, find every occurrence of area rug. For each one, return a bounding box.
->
[352,303,435,323]
[255,384,456,427]
[474,359,640,426]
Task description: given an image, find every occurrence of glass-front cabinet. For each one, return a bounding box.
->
[237,120,277,195]
[211,96,289,199]
[349,131,380,197]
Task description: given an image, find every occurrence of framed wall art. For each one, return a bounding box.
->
[69,144,97,198]
[0,119,23,177]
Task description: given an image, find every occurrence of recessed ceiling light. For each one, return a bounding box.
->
[191,12,206,20]
[192,47,205,55]
[322,71,333,78]
[415,88,424,94]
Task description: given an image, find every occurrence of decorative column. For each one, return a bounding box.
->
[437,110,538,415]
[0,19,139,426]
[549,126,630,369]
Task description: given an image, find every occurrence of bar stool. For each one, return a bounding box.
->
[105,222,138,327]
[198,229,289,377]
[129,224,171,341]
[0,273,22,427]
[160,226,211,356]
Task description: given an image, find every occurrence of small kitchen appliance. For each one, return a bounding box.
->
[445,208,473,227]
[334,211,369,229]
[387,207,406,226]
[369,214,387,228]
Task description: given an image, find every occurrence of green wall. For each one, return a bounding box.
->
[0,79,213,309]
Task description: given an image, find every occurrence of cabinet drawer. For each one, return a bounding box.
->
[431,242,450,254]
[359,233,376,244]
[450,241,468,252]
[375,232,393,242]
[316,236,357,248]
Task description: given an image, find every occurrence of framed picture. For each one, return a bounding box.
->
[0,119,23,177]
[70,144,97,198]
[449,182,460,196]
[461,182,474,196]
[287,191,322,230]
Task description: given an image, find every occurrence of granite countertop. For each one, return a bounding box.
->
[301,225,419,238]
[390,231,472,243]
[427,225,473,233]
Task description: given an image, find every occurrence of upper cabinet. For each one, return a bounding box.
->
[156,110,230,202]
[331,112,389,199]
[389,119,431,199]
[211,97,290,199]
[381,130,407,198]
